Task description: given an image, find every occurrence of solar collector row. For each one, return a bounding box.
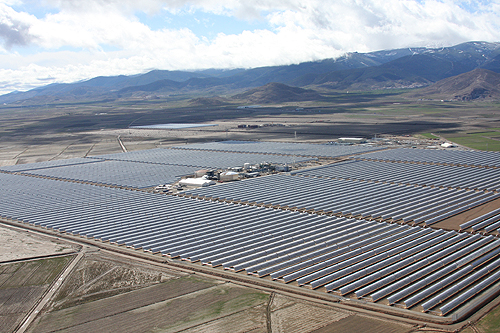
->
[170,140,384,158]
[186,174,499,225]
[294,160,500,191]
[86,147,314,167]
[387,236,500,307]
[396,239,500,311]
[460,208,500,233]
[0,158,102,172]
[354,148,500,168]
[364,234,489,302]
[13,160,200,189]
[1,173,500,318]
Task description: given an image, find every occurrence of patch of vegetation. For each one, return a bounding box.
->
[30,256,73,286]
[443,134,500,151]
[0,256,72,289]
[464,131,500,136]
[476,304,500,333]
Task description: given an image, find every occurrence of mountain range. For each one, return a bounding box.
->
[2,41,500,105]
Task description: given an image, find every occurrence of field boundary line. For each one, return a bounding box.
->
[14,247,86,333]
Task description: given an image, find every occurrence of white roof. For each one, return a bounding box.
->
[179,178,216,187]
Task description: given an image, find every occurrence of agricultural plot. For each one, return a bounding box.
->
[32,275,268,333]
[442,130,500,152]
[49,251,181,311]
[26,250,416,333]
[0,256,72,333]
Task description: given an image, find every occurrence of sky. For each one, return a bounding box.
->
[0,0,499,95]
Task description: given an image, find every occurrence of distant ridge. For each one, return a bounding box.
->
[232,82,322,104]
[414,68,500,101]
[1,41,499,105]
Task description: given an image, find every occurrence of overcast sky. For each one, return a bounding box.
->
[0,0,499,94]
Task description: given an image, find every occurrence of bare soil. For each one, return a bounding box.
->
[49,251,186,310]
[312,314,414,333]
[0,224,79,262]
[269,294,415,333]
[432,197,500,232]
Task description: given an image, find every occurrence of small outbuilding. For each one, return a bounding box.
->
[219,171,240,182]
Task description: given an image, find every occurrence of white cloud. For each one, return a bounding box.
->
[0,0,499,94]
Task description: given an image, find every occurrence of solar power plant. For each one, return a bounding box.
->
[185,174,500,226]
[293,160,500,192]
[10,160,199,189]
[87,147,313,167]
[1,173,500,319]
[460,208,500,234]
[355,148,500,168]
[0,158,101,172]
[171,140,384,157]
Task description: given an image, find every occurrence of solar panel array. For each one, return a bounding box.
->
[293,160,500,192]
[0,172,499,318]
[171,140,383,157]
[185,174,500,226]
[10,160,199,189]
[0,147,316,189]
[0,158,99,172]
[460,208,500,234]
[87,147,313,167]
[355,148,500,168]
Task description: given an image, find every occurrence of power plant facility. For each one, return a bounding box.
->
[1,140,500,330]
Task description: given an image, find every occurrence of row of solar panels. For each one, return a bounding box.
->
[460,208,500,233]
[185,174,500,226]
[0,146,316,189]
[0,148,313,173]
[86,147,313,167]
[0,173,499,317]
[0,158,97,172]
[170,140,384,157]
[354,148,500,168]
[294,160,500,192]
[2,160,199,189]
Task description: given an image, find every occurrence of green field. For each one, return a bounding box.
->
[477,304,500,333]
[442,129,500,151]
[419,132,440,139]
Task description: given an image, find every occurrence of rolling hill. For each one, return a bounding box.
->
[412,68,500,101]
[232,83,322,104]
